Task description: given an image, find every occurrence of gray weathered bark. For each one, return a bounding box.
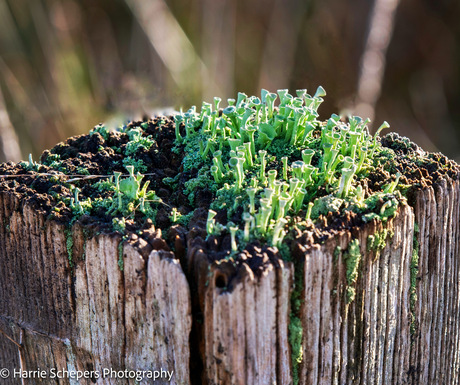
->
[0,192,192,385]
[1,177,459,384]
[187,178,460,384]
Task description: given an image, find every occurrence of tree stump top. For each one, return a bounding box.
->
[1,89,460,384]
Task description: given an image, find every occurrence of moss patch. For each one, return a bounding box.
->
[118,238,125,271]
[289,315,303,385]
[410,222,420,336]
[65,229,74,267]
[285,249,305,385]
[366,227,394,258]
[344,239,361,304]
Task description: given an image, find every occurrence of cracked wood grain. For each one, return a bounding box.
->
[0,191,192,385]
[1,175,460,384]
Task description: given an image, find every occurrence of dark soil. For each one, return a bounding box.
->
[0,118,459,281]
[0,117,191,235]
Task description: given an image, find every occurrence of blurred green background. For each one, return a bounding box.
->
[0,0,459,163]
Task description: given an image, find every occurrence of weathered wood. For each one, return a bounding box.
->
[0,191,192,385]
[410,178,460,384]
[0,192,73,339]
[202,260,293,385]
[1,175,460,384]
[187,177,460,384]
[292,204,412,384]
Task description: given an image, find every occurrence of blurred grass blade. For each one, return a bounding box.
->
[355,0,401,126]
[258,0,309,91]
[0,58,46,130]
[201,0,235,100]
[0,86,21,162]
[125,0,221,97]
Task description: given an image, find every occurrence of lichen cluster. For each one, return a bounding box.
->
[20,87,406,248]
[34,122,166,231]
[174,87,402,252]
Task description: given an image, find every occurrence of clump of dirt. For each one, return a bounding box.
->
[376,132,458,187]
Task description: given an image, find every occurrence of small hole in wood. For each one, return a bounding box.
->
[215,273,227,288]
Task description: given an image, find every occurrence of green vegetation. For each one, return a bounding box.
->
[367,228,394,258]
[118,239,125,271]
[344,239,361,303]
[65,229,74,267]
[29,87,406,255]
[333,245,341,263]
[58,160,162,231]
[285,250,305,385]
[20,153,41,172]
[410,222,420,336]
[289,315,303,385]
[175,88,403,252]
[90,124,110,140]
[110,166,161,217]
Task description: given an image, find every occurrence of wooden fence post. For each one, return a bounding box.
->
[0,162,459,385]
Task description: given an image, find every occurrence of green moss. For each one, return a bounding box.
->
[311,195,344,219]
[90,123,110,140]
[360,194,400,223]
[344,239,361,303]
[177,132,207,172]
[122,157,147,173]
[43,152,61,163]
[112,217,126,232]
[184,168,217,205]
[42,153,65,171]
[268,138,302,159]
[65,229,74,267]
[162,175,180,190]
[76,167,90,175]
[333,245,341,263]
[91,196,114,212]
[410,222,420,336]
[277,242,291,261]
[366,228,394,257]
[125,129,154,156]
[20,154,40,172]
[69,195,93,217]
[289,316,303,384]
[210,184,244,216]
[380,198,399,219]
[175,210,194,227]
[94,179,116,193]
[284,248,304,385]
[118,239,125,271]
